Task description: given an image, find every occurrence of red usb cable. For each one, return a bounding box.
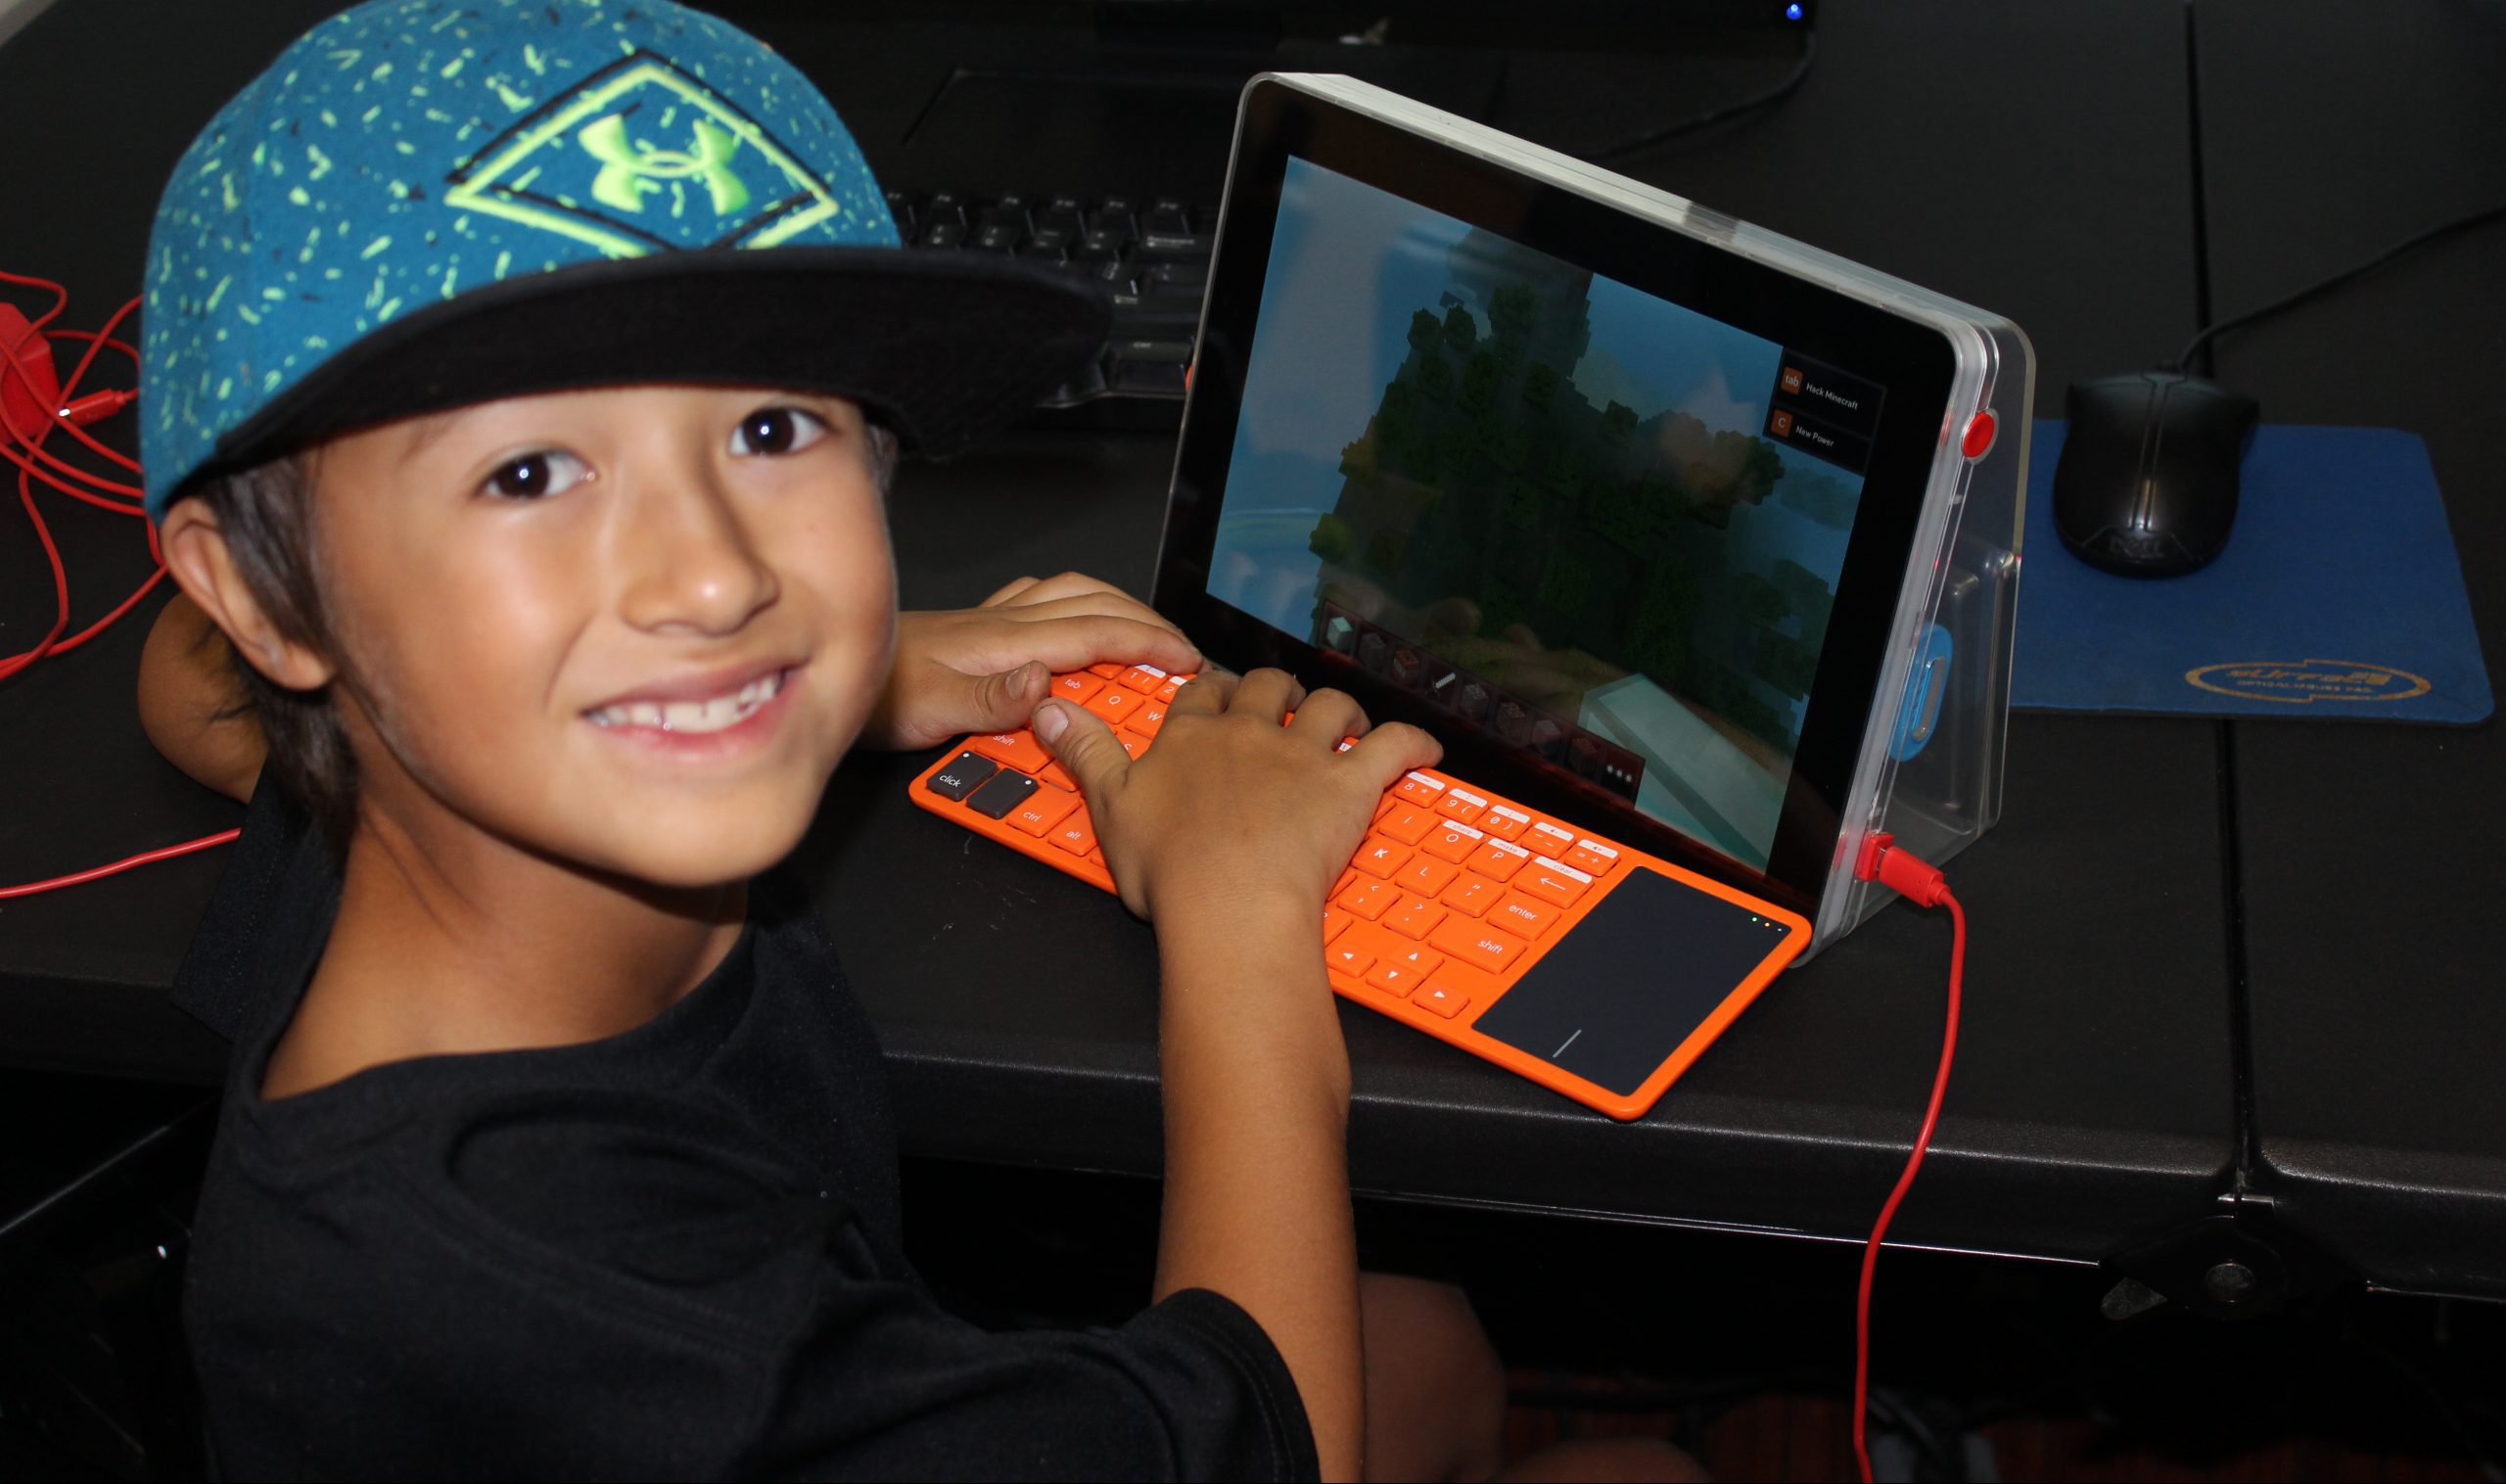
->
[1848,833,1966,1484]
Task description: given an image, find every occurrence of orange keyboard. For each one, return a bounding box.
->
[907,662,1810,1118]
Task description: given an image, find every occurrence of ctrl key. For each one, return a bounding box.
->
[963,767,1042,819]
[924,750,998,801]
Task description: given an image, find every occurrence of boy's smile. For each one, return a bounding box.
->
[308,383,895,890]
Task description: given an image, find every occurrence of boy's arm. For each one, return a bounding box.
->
[137,592,266,803]
[1038,672,1440,1483]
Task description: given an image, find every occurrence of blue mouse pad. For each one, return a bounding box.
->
[2012,422,2492,724]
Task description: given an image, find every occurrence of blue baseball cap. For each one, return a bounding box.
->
[140,0,1108,519]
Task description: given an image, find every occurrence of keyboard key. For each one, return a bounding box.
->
[1086,847,1106,867]
[1327,941,1374,976]
[1037,758,1077,791]
[1117,665,1168,693]
[1087,662,1126,679]
[1050,672,1107,704]
[1138,231,1211,256]
[1090,198,1137,236]
[1412,978,1471,1019]
[1440,872,1504,917]
[883,189,917,233]
[1384,895,1448,940]
[1083,685,1143,725]
[1018,230,1071,262]
[1075,227,1126,262]
[1109,337,1192,364]
[1398,856,1459,896]
[1363,959,1424,998]
[1478,805,1532,841]
[1353,838,1412,878]
[1005,785,1081,837]
[922,189,968,223]
[972,222,1020,253]
[1434,786,1488,824]
[1153,677,1184,703]
[1565,840,1621,877]
[917,220,963,249]
[1115,730,1148,761]
[1420,822,1482,863]
[1144,197,1192,234]
[1047,811,1097,856]
[964,768,1040,820]
[1529,820,1579,857]
[1376,806,1436,845]
[1393,772,1447,807]
[1123,702,1167,738]
[1040,195,1086,232]
[1518,858,1594,908]
[1336,878,1398,920]
[967,728,1052,774]
[923,750,998,801]
[1110,358,1187,395]
[1381,941,1444,977]
[1332,867,1358,898]
[1427,916,1527,974]
[1467,838,1531,882]
[1323,908,1353,944]
[1490,892,1561,939]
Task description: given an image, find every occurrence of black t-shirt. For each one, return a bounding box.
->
[170,778,1317,1481]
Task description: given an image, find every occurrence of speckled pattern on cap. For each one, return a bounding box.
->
[140,0,904,516]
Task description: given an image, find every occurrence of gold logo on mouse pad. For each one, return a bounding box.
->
[2185,660,2433,705]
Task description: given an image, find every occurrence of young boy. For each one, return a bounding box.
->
[136,2,1697,1478]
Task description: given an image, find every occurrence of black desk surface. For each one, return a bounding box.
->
[2195,0,2506,1298]
[5,0,2478,1290]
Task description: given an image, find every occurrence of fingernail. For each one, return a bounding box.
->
[1033,702,1068,745]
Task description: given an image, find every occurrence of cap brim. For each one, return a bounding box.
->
[192,248,1112,488]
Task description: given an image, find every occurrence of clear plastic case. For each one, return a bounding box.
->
[1250,76,2034,957]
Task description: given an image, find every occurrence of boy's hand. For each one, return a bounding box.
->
[1034,667,1442,923]
[863,572,1200,751]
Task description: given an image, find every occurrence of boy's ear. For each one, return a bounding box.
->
[157,498,338,692]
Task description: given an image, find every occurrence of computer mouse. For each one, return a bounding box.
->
[2052,369,2260,578]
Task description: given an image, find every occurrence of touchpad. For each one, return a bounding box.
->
[1469,868,1796,1095]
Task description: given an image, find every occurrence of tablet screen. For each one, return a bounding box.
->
[1157,78,1960,906]
[1203,159,1886,873]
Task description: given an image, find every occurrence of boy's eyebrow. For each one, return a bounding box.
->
[398,408,463,460]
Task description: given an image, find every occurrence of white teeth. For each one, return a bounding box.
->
[589,670,782,735]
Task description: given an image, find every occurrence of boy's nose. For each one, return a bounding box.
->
[613,468,779,637]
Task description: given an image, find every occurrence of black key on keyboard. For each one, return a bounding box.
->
[1091,196,1138,236]
[972,221,1020,253]
[918,220,963,249]
[1019,227,1071,261]
[976,203,1030,235]
[924,750,998,801]
[884,189,917,234]
[965,768,1041,819]
[1075,228,1126,262]
[922,190,968,225]
[1039,195,1087,233]
[1144,197,1192,235]
[1137,231,1211,257]
[1143,259,1208,299]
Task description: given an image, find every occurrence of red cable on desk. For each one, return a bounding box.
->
[1847,836,1966,1484]
[0,828,240,900]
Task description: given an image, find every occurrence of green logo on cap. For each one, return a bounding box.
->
[446,53,841,257]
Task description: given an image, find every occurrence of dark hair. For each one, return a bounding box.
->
[196,413,903,864]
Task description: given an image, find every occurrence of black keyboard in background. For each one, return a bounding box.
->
[887,189,1216,417]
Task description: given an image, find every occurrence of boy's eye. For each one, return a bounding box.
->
[729,406,829,458]
[483,449,590,500]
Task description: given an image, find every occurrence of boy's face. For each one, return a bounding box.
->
[310,385,896,889]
